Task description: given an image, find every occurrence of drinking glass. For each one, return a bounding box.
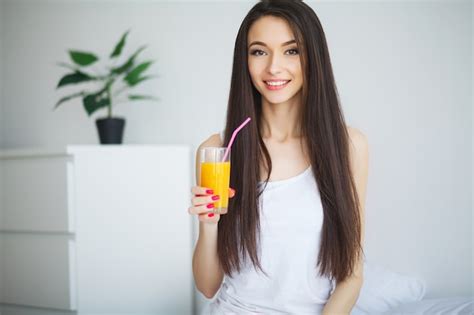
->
[199,147,231,214]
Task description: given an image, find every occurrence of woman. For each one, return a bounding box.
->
[189,0,369,314]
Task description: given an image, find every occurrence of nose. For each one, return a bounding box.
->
[266,53,284,75]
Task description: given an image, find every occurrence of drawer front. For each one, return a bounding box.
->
[1,156,75,232]
[0,234,76,310]
[73,146,192,313]
[0,304,75,315]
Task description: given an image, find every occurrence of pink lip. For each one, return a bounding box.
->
[264,80,290,91]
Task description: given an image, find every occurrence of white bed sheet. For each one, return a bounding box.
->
[379,297,473,315]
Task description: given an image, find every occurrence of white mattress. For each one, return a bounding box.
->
[379,297,473,315]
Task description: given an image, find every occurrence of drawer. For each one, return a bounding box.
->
[0,156,75,232]
[0,304,75,315]
[0,234,77,310]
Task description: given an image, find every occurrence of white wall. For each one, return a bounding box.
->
[0,0,3,149]
[471,0,473,297]
[0,0,471,313]
[1,0,253,149]
[325,0,471,299]
[0,0,4,303]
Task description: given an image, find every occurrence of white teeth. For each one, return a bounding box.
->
[265,80,289,86]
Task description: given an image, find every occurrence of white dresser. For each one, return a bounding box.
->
[0,145,193,315]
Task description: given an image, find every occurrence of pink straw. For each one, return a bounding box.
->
[221,117,252,162]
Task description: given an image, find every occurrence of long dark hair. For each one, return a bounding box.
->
[219,0,364,284]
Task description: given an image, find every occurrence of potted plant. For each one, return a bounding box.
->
[54,29,158,144]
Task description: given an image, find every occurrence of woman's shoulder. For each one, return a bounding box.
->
[347,125,368,146]
[346,125,369,170]
[197,132,223,150]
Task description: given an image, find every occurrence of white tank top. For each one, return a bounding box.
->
[205,131,336,314]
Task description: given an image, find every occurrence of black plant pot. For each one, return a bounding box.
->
[96,117,126,144]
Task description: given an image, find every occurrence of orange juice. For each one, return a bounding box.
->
[200,161,231,209]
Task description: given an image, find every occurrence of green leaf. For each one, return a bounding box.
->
[110,29,130,58]
[53,91,85,110]
[124,75,156,87]
[128,94,159,101]
[82,87,110,116]
[69,50,99,66]
[110,45,147,75]
[124,61,153,86]
[56,71,96,88]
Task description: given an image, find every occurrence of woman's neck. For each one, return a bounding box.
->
[260,96,303,142]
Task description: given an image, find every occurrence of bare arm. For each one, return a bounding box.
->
[192,222,224,298]
[191,134,225,298]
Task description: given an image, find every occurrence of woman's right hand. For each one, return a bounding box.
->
[188,187,236,224]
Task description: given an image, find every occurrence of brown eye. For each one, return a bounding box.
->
[286,49,299,55]
[250,49,265,56]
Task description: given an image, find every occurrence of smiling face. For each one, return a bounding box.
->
[247,15,304,105]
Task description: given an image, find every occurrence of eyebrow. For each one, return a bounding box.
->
[248,39,296,48]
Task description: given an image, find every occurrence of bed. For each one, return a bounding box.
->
[351,260,473,315]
